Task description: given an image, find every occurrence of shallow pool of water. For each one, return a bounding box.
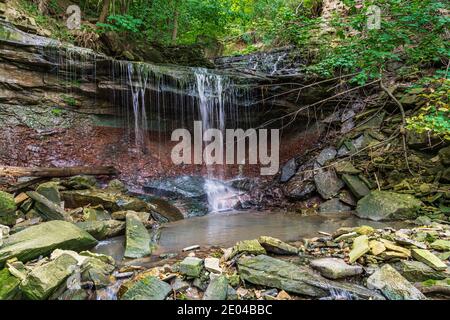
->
[92,211,408,261]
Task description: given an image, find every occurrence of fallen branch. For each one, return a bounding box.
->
[0,166,119,178]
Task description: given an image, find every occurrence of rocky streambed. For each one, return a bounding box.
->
[0,174,449,300]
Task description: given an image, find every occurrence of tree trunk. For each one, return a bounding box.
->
[0,166,118,177]
[172,9,179,43]
[99,0,111,23]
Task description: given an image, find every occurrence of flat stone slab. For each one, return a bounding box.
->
[319,198,351,214]
[76,220,125,240]
[412,249,447,271]
[367,264,427,300]
[258,236,298,255]
[310,258,363,279]
[0,221,97,268]
[121,275,172,300]
[342,174,369,199]
[349,235,370,263]
[314,169,344,199]
[231,239,266,258]
[237,255,384,300]
[180,257,203,277]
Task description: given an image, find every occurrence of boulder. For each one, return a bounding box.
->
[237,255,384,299]
[180,257,203,277]
[62,175,97,190]
[76,220,125,240]
[0,268,21,300]
[26,191,66,221]
[348,235,370,263]
[355,191,422,221]
[111,210,150,222]
[231,239,266,258]
[203,275,228,300]
[283,161,316,200]
[144,176,207,200]
[310,258,363,279]
[21,253,78,300]
[341,174,370,199]
[171,277,190,292]
[0,221,97,267]
[61,189,149,212]
[36,181,61,204]
[258,236,298,255]
[411,249,447,271]
[0,191,17,226]
[124,212,151,259]
[121,275,172,300]
[366,264,427,300]
[106,179,127,192]
[280,158,297,183]
[314,169,344,199]
[319,198,351,214]
[82,207,111,221]
[397,260,447,282]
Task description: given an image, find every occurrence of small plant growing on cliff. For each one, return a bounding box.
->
[61,94,78,107]
[406,78,450,140]
[51,108,64,117]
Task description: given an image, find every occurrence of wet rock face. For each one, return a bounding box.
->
[121,275,172,300]
[355,191,423,221]
[124,212,152,259]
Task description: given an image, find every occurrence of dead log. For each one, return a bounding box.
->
[0,166,118,178]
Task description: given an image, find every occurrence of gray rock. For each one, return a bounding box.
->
[237,255,384,299]
[283,161,316,200]
[121,275,172,300]
[36,182,61,204]
[314,168,344,199]
[280,158,297,183]
[144,176,207,200]
[203,275,228,300]
[171,277,190,292]
[310,258,363,279]
[319,198,352,214]
[355,191,423,221]
[366,264,427,300]
[316,148,337,166]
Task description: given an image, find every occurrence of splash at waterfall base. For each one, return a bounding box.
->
[171,121,280,176]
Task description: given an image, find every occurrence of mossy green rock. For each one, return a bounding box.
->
[21,254,78,300]
[355,191,422,221]
[258,236,298,255]
[0,221,98,267]
[430,240,450,251]
[0,191,17,226]
[231,239,266,258]
[121,275,172,300]
[63,175,97,190]
[36,182,61,204]
[0,268,21,300]
[76,220,125,240]
[397,260,447,282]
[411,249,447,271]
[61,189,149,212]
[180,257,203,277]
[203,275,228,300]
[124,212,151,258]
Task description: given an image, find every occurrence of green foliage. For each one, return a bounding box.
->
[61,95,77,107]
[51,108,64,117]
[406,77,450,140]
[97,15,143,34]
